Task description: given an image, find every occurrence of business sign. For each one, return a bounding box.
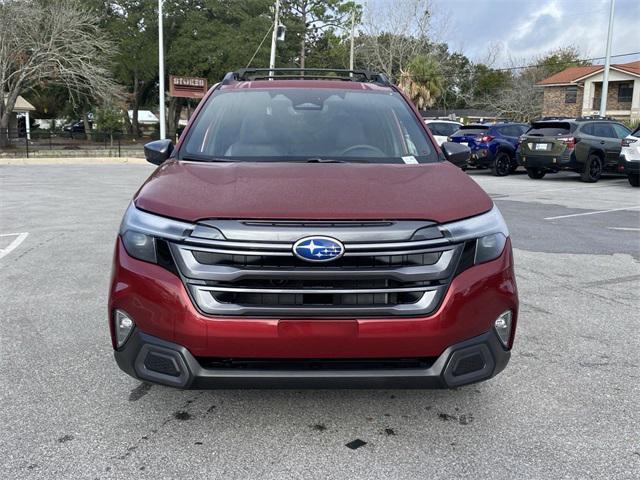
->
[169,75,208,98]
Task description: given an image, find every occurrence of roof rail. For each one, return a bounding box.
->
[575,115,616,121]
[221,68,391,86]
[537,116,575,121]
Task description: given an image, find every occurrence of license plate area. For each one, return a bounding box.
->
[534,143,550,151]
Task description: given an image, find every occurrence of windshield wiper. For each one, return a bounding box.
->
[305,158,347,163]
[180,155,230,163]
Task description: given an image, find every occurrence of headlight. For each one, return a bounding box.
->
[474,232,507,264]
[119,203,223,263]
[122,230,156,263]
[439,205,509,264]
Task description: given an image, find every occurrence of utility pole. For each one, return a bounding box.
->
[599,0,615,117]
[269,0,281,78]
[349,7,355,72]
[158,0,166,139]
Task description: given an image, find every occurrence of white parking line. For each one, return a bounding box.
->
[607,227,640,232]
[503,182,626,198]
[0,232,29,260]
[544,206,640,220]
[481,178,627,198]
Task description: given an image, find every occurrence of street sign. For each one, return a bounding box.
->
[169,75,208,98]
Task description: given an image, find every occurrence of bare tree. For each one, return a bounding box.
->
[359,0,449,81]
[490,64,543,121]
[0,0,120,146]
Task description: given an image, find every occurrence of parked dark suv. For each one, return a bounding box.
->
[517,117,631,182]
[109,68,518,390]
[448,122,529,176]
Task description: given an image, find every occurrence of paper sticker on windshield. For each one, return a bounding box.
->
[402,156,418,164]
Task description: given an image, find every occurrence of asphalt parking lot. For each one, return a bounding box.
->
[1,164,639,479]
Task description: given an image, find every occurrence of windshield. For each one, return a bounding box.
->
[180,88,437,163]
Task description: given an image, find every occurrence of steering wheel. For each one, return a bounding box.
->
[339,144,386,157]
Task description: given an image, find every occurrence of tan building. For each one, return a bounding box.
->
[537,61,640,121]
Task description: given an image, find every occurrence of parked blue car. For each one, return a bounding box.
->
[448,123,529,176]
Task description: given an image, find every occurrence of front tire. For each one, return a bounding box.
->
[527,168,546,179]
[491,152,511,176]
[580,154,603,183]
[629,174,640,187]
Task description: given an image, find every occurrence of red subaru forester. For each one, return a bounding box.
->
[109,68,518,389]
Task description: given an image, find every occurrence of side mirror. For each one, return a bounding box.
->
[441,141,470,169]
[144,139,174,165]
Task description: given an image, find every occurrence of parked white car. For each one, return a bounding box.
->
[619,126,640,187]
[424,120,463,146]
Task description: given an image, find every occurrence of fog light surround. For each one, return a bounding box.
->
[114,309,135,348]
[494,310,513,347]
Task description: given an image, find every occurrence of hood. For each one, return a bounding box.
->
[134,160,492,223]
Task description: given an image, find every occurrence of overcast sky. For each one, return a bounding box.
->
[364,0,640,67]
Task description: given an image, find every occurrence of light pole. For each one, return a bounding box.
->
[158,0,166,139]
[349,7,355,72]
[269,0,281,78]
[599,0,615,117]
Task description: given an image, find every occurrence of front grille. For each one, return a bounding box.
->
[169,219,467,317]
[212,290,424,308]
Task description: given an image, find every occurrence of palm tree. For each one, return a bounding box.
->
[398,55,444,110]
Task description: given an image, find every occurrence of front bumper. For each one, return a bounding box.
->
[115,328,511,389]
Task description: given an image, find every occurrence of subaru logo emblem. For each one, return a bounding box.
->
[293,236,344,262]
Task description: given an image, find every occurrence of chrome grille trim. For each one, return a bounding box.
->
[194,285,439,294]
[346,239,450,251]
[180,245,294,256]
[171,244,459,283]
[190,286,442,316]
[345,246,448,256]
[181,237,452,253]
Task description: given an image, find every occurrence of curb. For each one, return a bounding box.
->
[0,157,149,165]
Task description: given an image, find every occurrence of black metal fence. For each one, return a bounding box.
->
[0,128,160,158]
